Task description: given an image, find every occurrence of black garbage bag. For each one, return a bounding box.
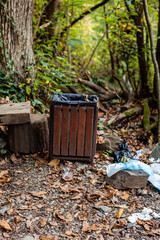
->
[114,139,134,163]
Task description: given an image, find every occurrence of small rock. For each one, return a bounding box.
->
[127,223,136,228]
[94,205,110,213]
[137,189,148,195]
[22,235,34,240]
[149,143,160,161]
[0,207,8,214]
[106,169,149,189]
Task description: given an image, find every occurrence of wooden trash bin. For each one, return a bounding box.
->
[49,94,98,162]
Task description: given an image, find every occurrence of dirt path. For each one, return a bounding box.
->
[0,150,159,240]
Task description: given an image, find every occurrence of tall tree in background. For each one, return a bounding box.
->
[125,0,149,96]
[0,0,35,79]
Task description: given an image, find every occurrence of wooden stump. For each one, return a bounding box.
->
[0,102,31,125]
[8,114,49,154]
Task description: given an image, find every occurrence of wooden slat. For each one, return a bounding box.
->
[53,105,61,155]
[93,107,98,156]
[84,107,94,156]
[69,106,78,156]
[77,106,86,156]
[61,106,69,155]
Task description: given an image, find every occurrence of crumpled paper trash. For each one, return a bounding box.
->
[128,207,160,223]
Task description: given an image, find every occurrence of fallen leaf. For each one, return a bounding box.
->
[119,191,130,200]
[90,224,99,231]
[3,232,10,238]
[0,219,12,230]
[8,198,12,204]
[105,231,116,236]
[10,154,19,164]
[72,193,83,200]
[0,176,11,183]
[90,177,96,185]
[31,192,47,198]
[82,221,90,232]
[40,218,47,227]
[48,159,60,167]
[0,170,8,178]
[40,236,57,240]
[0,160,6,165]
[14,216,24,224]
[48,221,58,226]
[65,230,76,236]
[114,209,124,218]
[78,211,90,221]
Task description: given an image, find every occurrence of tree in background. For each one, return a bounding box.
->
[0,0,35,79]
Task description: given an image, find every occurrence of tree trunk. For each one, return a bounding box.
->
[143,0,160,144]
[0,0,35,78]
[154,0,160,98]
[124,0,149,96]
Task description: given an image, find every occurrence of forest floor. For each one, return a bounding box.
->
[0,104,160,240]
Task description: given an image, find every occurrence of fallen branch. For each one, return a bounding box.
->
[107,106,142,126]
[78,78,108,95]
[59,0,110,39]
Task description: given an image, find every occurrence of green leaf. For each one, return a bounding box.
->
[68,38,83,44]
[26,86,31,95]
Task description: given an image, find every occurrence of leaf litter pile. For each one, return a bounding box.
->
[0,106,160,240]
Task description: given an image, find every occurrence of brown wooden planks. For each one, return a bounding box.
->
[77,106,86,156]
[69,106,78,156]
[61,106,69,155]
[84,107,94,156]
[93,107,98,155]
[53,105,61,155]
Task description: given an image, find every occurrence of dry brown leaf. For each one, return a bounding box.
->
[14,216,24,224]
[3,232,10,238]
[40,236,57,240]
[48,221,58,226]
[143,224,150,231]
[31,192,47,198]
[65,230,76,236]
[48,159,60,167]
[0,176,11,183]
[0,170,8,178]
[119,191,130,200]
[114,209,124,218]
[40,218,47,228]
[72,193,83,200]
[78,211,90,221]
[82,221,90,232]
[0,219,12,231]
[105,231,116,236]
[10,154,19,164]
[90,224,99,231]
[0,160,6,165]
[90,177,96,185]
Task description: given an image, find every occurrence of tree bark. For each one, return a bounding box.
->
[124,0,149,96]
[154,0,160,98]
[0,0,35,78]
[143,0,160,144]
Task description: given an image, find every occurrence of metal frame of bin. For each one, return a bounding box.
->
[49,94,98,162]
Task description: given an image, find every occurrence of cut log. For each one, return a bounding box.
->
[107,106,142,126]
[106,169,149,189]
[0,102,31,125]
[8,114,49,154]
